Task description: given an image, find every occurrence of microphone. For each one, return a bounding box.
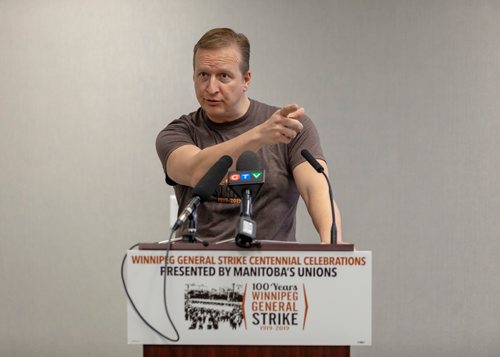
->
[300,149,337,245]
[171,155,233,231]
[228,151,265,248]
[301,148,324,173]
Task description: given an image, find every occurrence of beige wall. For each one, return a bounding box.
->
[1,1,499,356]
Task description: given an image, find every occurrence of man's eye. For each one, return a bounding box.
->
[219,73,231,81]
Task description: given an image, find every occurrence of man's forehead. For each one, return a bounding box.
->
[195,46,241,69]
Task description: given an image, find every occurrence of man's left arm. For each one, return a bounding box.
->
[293,160,342,244]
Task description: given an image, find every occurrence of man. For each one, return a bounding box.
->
[156,28,342,244]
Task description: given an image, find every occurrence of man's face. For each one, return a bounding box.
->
[193,44,251,123]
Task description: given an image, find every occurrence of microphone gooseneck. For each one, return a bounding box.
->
[300,149,337,245]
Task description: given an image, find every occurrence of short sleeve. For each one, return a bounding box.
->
[287,114,325,171]
[155,115,197,185]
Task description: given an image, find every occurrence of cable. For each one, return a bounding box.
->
[322,171,337,245]
[120,229,180,342]
[161,233,180,341]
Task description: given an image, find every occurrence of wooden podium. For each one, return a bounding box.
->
[127,241,370,357]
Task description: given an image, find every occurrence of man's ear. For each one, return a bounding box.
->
[243,71,251,91]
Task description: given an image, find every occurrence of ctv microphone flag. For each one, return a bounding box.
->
[228,170,265,184]
[227,151,265,198]
[227,169,265,198]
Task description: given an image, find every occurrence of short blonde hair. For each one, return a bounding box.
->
[193,28,250,75]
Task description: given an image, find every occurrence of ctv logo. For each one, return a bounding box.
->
[230,173,251,181]
[228,171,264,183]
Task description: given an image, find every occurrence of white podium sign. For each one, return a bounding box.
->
[127,248,371,346]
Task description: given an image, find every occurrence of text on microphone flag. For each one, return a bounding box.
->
[227,171,265,184]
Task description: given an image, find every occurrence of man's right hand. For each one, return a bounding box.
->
[255,104,305,144]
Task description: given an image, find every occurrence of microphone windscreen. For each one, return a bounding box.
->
[236,151,261,171]
[192,155,233,201]
[301,149,324,173]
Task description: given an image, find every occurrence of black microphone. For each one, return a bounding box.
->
[300,149,337,245]
[301,148,324,173]
[172,155,233,231]
[228,151,265,248]
[237,150,261,170]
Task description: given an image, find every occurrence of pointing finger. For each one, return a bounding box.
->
[279,104,300,117]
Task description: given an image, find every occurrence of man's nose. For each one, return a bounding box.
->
[206,76,219,94]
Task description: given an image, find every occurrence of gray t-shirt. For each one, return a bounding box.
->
[156,99,325,242]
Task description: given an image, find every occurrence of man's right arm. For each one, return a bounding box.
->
[166,104,305,188]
